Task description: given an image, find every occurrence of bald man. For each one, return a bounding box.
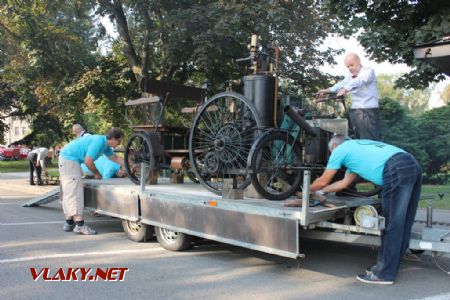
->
[319,53,380,140]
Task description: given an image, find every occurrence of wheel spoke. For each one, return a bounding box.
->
[189,92,261,194]
[124,133,154,185]
[249,131,303,200]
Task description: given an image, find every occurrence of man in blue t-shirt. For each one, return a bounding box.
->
[287,134,421,285]
[59,128,124,235]
[81,155,125,179]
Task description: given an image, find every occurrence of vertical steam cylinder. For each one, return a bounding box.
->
[243,75,275,128]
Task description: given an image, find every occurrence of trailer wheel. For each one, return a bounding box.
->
[155,226,193,251]
[122,220,154,242]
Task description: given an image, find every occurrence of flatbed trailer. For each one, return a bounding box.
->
[82,171,450,260]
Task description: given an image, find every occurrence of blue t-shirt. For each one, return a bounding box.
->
[326,140,404,185]
[60,135,114,164]
[81,155,120,179]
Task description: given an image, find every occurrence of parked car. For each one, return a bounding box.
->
[19,147,30,159]
[0,147,21,160]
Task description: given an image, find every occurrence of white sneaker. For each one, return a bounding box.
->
[73,225,97,235]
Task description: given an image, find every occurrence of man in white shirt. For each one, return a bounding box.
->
[319,53,380,140]
[27,147,49,185]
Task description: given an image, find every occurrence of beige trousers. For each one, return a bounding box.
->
[59,156,84,217]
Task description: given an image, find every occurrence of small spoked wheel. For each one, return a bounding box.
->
[249,131,303,200]
[189,91,261,195]
[154,226,193,251]
[124,132,155,185]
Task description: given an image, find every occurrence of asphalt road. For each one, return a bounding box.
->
[0,193,449,300]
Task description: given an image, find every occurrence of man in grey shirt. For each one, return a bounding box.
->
[27,147,49,185]
[320,53,380,140]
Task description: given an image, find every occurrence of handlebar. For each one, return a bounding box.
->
[314,92,346,103]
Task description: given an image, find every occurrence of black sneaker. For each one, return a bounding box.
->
[63,223,75,232]
[356,273,393,285]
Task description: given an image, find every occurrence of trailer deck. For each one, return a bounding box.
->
[83,177,381,259]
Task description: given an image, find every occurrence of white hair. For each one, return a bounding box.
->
[328,134,351,150]
[72,124,84,131]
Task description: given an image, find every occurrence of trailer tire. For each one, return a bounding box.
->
[155,226,193,251]
[122,220,154,242]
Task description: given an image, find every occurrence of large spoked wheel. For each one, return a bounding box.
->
[185,169,200,184]
[189,92,261,195]
[249,131,303,200]
[124,132,155,185]
[155,226,193,251]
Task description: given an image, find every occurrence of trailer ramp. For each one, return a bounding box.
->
[22,187,60,207]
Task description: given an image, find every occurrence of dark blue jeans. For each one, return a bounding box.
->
[373,152,422,281]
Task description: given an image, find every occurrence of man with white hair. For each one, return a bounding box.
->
[319,53,380,140]
[287,134,421,285]
[72,123,90,138]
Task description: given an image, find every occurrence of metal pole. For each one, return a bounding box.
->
[300,170,311,226]
[140,163,147,193]
[426,205,433,228]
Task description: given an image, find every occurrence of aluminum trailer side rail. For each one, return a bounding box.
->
[83,173,383,259]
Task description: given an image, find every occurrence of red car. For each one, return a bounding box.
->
[0,147,21,160]
[19,147,30,159]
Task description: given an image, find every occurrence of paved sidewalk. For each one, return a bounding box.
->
[0,172,57,197]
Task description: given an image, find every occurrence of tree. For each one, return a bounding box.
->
[64,53,138,137]
[0,79,17,144]
[323,0,450,89]
[0,0,99,144]
[417,104,450,176]
[379,97,428,168]
[379,97,450,178]
[377,74,431,115]
[95,0,341,93]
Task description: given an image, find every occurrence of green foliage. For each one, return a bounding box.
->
[379,97,428,167]
[417,104,450,175]
[380,98,450,178]
[0,80,17,144]
[96,0,341,93]
[0,0,99,144]
[64,54,138,137]
[377,74,431,116]
[323,0,450,89]
[0,159,58,173]
[1,0,342,146]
